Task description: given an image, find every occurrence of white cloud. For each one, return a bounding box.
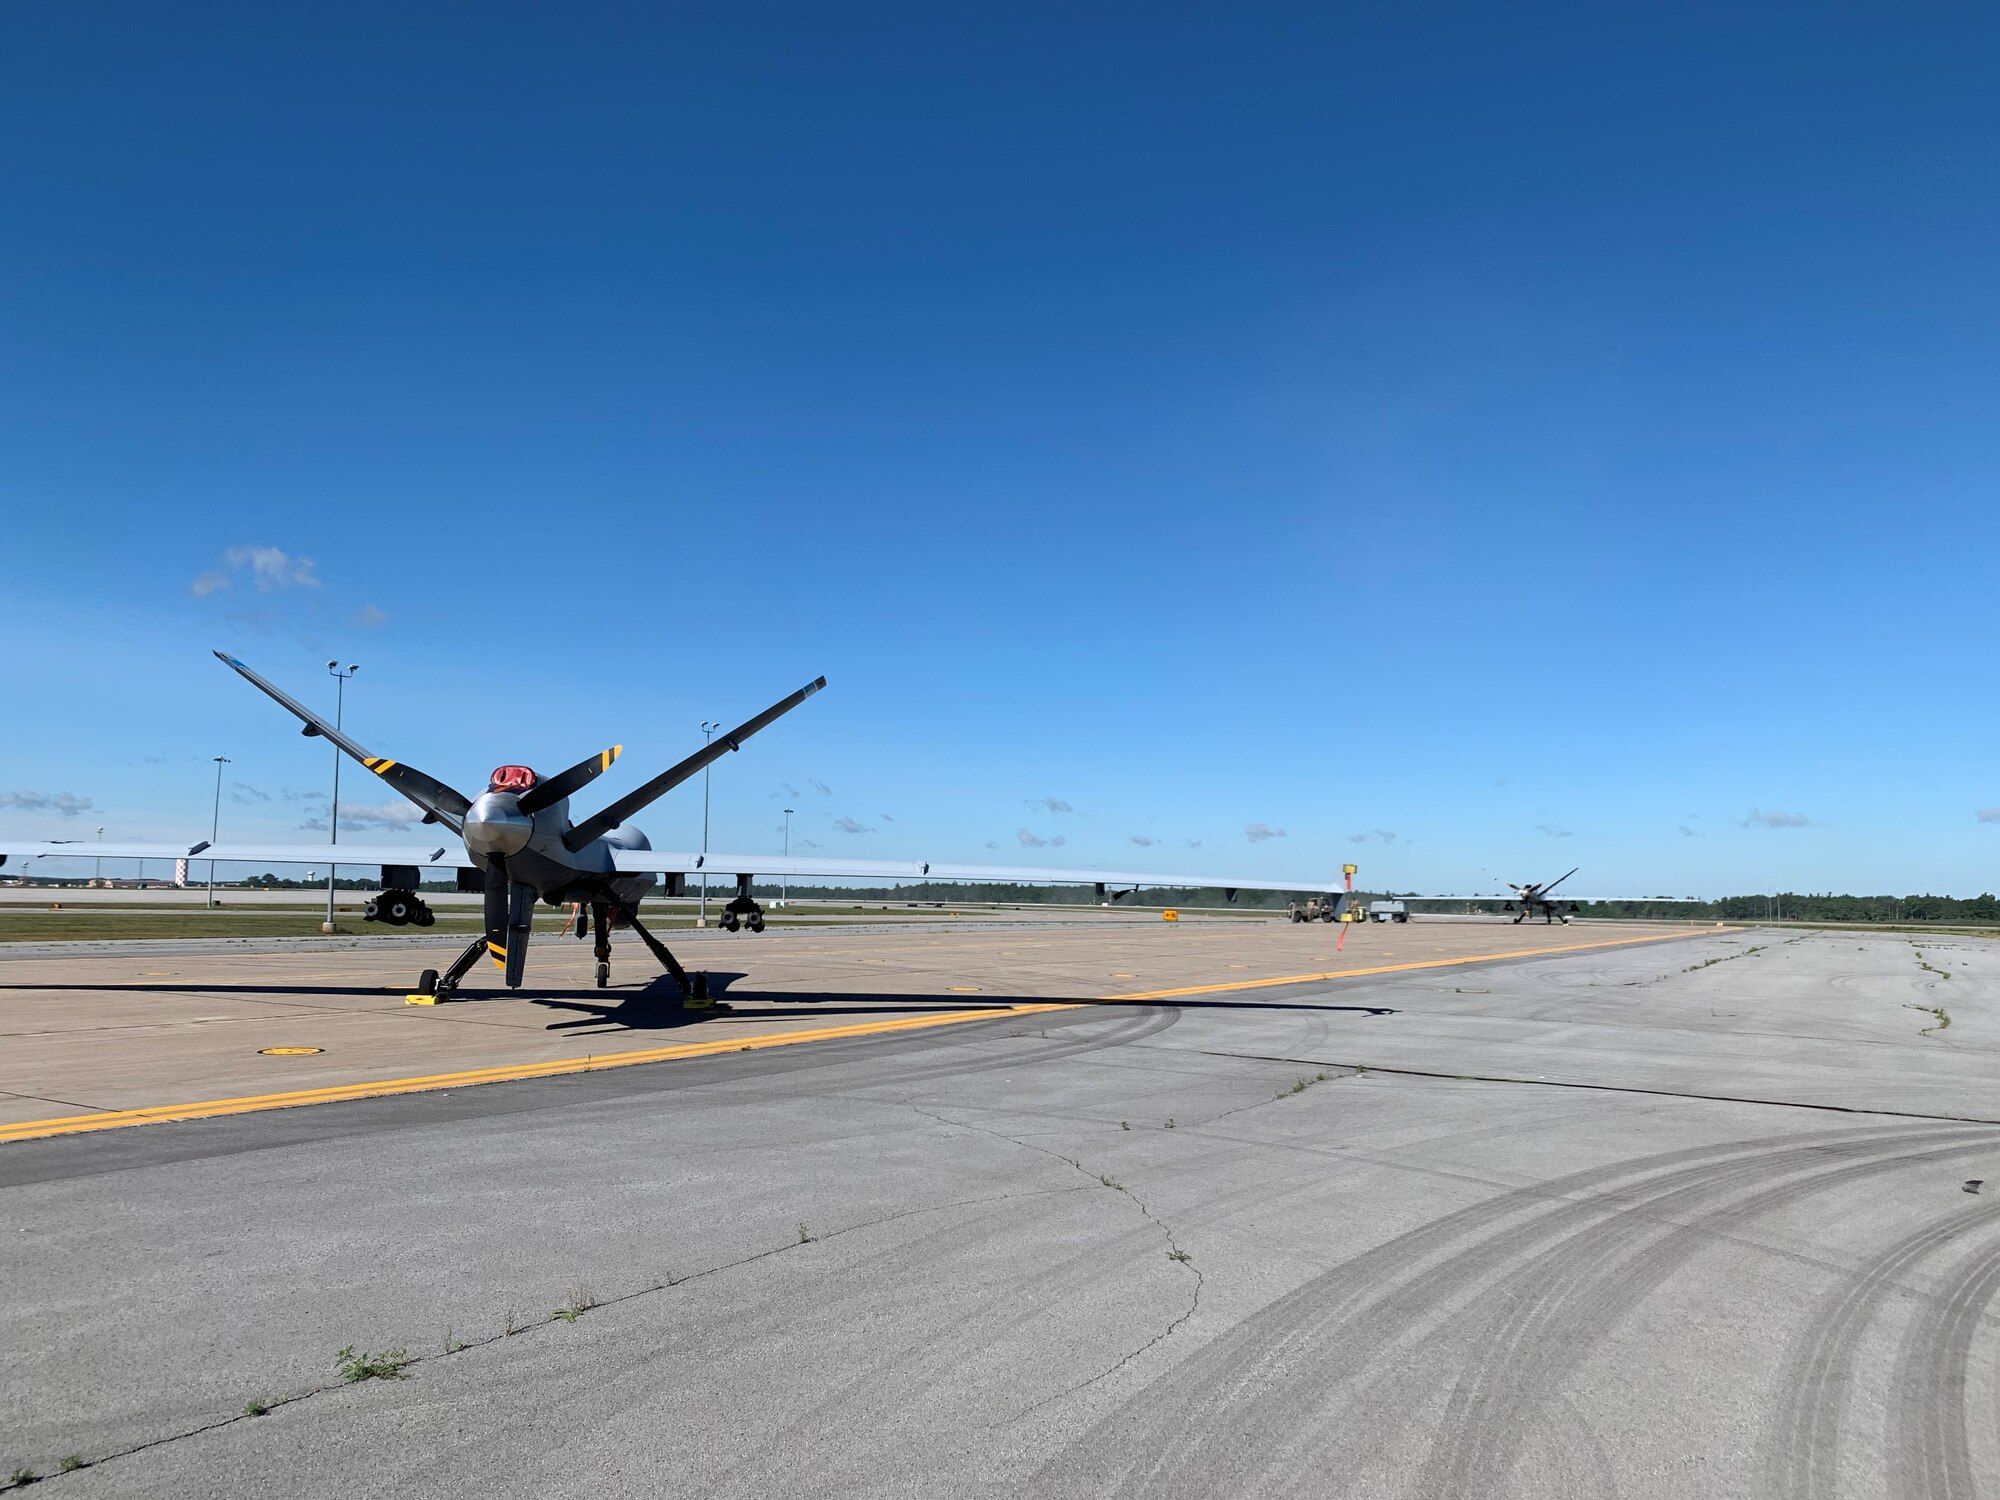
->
[1027,797,1074,814]
[0,790,93,818]
[833,817,873,834]
[984,841,999,850]
[1977,808,2000,824]
[193,545,323,597]
[1245,822,1287,843]
[1128,834,1159,847]
[353,603,388,628]
[1677,824,1701,838]
[1743,808,1812,829]
[1537,822,1574,839]
[1347,829,1397,846]
[1017,828,1067,849]
[301,800,421,832]
[810,778,832,796]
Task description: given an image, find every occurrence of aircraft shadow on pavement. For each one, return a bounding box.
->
[536,979,1398,1038]
[0,979,1395,1033]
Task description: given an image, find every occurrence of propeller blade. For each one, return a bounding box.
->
[480,856,534,987]
[518,746,622,816]
[504,879,534,988]
[358,756,473,831]
[1542,867,1580,895]
[213,652,472,833]
[565,676,827,852]
[483,857,510,971]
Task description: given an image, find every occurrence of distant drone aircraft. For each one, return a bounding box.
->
[1394,868,1698,924]
[0,653,1343,1003]
[1505,867,1581,924]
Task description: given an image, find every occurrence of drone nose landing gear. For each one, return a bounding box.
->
[719,873,766,934]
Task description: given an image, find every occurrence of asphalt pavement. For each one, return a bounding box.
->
[4,924,1997,1497]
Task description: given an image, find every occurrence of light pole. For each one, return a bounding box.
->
[782,807,794,908]
[323,662,359,933]
[208,756,229,906]
[95,826,104,887]
[698,720,720,927]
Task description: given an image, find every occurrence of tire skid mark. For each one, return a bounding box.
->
[1412,1137,2000,1499]
[1770,1202,2000,1500]
[844,1005,1182,1093]
[1033,1123,1997,1498]
[1889,1220,2000,1500]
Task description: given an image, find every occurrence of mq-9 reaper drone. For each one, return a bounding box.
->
[0,655,1349,1005]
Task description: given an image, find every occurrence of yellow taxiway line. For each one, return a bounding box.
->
[1103,927,1713,1001]
[0,927,1716,1143]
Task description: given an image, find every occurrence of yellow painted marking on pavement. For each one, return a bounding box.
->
[1101,928,1721,1002]
[258,1047,322,1056]
[0,1004,1080,1143]
[0,928,1722,1145]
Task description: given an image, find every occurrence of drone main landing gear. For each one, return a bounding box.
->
[718,873,766,933]
[606,894,714,1009]
[408,933,490,1005]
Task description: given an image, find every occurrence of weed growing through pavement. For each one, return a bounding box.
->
[1164,1118,1176,1129]
[9,1467,37,1486]
[1166,1249,1192,1263]
[1099,1174,1123,1190]
[1906,1003,1951,1036]
[504,1309,521,1336]
[243,1399,268,1417]
[335,1345,410,1383]
[1279,1072,1333,1098]
[553,1286,597,1324]
[57,1458,83,1474]
[797,1223,815,1244]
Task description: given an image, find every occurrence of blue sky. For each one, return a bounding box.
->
[3,1,1997,895]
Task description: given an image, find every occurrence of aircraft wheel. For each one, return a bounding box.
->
[416,968,439,996]
[384,896,412,924]
[363,898,380,922]
[595,962,610,988]
[720,912,741,932]
[416,907,435,927]
[747,913,765,933]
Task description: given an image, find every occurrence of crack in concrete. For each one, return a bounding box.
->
[2,1181,1085,1491]
[902,1100,1204,1423]
[1181,1047,2000,1125]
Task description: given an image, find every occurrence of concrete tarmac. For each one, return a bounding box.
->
[4,922,1998,1497]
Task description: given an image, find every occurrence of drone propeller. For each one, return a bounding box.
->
[565,677,826,852]
[482,856,535,987]
[1541,867,1580,896]
[212,652,472,833]
[518,746,622,816]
